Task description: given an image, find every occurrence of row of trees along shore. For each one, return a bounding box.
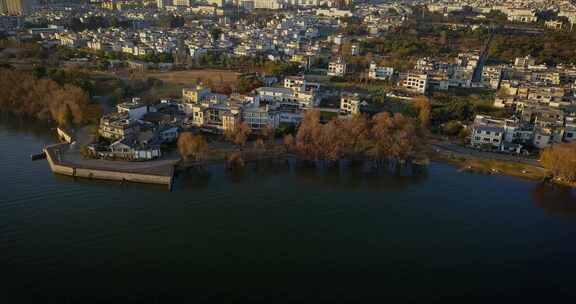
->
[177,107,428,168]
[0,69,99,127]
[284,110,423,164]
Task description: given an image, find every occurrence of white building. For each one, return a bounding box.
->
[368,62,394,80]
[242,105,280,130]
[340,93,366,116]
[157,0,171,9]
[327,57,347,77]
[284,76,320,92]
[401,72,428,94]
[506,9,537,23]
[515,55,536,68]
[117,98,148,120]
[252,0,282,9]
[471,115,505,149]
[256,87,319,108]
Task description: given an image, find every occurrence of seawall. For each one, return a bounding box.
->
[44,144,174,187]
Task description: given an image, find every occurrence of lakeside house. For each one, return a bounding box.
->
[108,135,162,161]
[340,93,367,116]
[368,62,394,81]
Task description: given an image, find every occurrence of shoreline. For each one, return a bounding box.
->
[425,141,576,187]
[42,136,574,189]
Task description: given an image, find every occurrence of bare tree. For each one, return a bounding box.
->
[178,132,208,162]
[413,95,431,129]
[295,110,323,160]
[370,112,417,163]
[339,114,371,157]
[224,122,251,148]
[541,142,576,182]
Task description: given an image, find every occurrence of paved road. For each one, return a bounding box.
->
[472,31,494,83]
[431,141,540,167]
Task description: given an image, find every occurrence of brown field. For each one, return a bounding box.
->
[146,69,240,87]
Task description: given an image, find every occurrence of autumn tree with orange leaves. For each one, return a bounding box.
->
[540,142,576,182]
[293,110,419,163]
[0,69,97,127]
[413,96,431,129]
[224,122,251,148]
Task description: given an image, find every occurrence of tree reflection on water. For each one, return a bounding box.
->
[532,183,576,219]
[177,157,429,192]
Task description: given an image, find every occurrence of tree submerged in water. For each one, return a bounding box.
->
[292,110,420,167]
[178,132,208,163]
[540,142,576,183]
[224,122,251,149]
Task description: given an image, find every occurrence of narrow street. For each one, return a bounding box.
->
[472,30,494,83]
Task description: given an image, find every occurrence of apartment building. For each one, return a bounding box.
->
[327,57,347,77]
[368,62,394,80]
[340,93,366,116]
[401,72,428,94]
[471,115,505,149]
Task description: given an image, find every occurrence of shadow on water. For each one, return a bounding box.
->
[290,159,429,192]
[52,172,171,193]
[174,157,429,192]
[173,166,213,190]
[532,183,576,219]
[0,112,55,140]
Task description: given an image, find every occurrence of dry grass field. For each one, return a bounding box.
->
[146,69,240,87]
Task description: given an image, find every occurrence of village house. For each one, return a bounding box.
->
[368,62,394,81]
[506,8,538,23]
[283,76,320,92]
[108,135,162,161]
[327,57,347,77]
[340,93,367,116]
[98,113,140,141]
[401,72,428,94]
[117,98,148,120]
[471,115,506,149]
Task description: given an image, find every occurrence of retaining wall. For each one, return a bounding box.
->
[44,145,173,187]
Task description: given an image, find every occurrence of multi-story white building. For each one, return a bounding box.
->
[482,65,503,89]
[252,0,282,9]
[157,0,171,9]
[471,115,505,149]
[242,104,280,130]
[283,75,320,92]
[117,98,149,120]
[327,57,347,77]
[506,8,537,23]
[401,72,428,94]
[340,93,366,116]
[173,0,191,6]
[256,86,319,108]
[368,62,394,80]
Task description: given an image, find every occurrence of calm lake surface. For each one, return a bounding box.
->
[2,115,576,302]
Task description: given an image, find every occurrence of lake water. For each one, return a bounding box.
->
[2,114,576,302]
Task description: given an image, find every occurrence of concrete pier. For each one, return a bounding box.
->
[44,144,175,187]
